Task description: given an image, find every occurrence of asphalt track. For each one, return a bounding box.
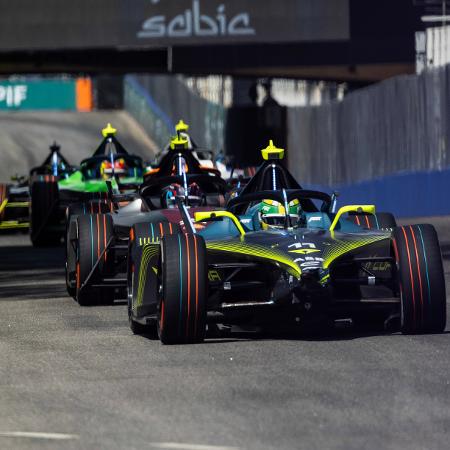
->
[0,216,449,450]
[0,111,157,183]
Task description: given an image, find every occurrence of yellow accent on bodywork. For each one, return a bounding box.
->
[206,240,302,279]
[322,234,387,269]
[102,123,117,137]
[261,140,285,160]
[329,205,376,232]
[0,221,29,229]
[6,202,29,208]
[135,244,160,309]
[170,136,189,150]
[0,199,7,216]
[194,211,246,236]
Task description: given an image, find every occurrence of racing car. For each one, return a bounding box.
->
[0,142,75,232]
[127,141,446,344]
[148,120,221,176]
[30,124,144,246]
[65,135,229,306]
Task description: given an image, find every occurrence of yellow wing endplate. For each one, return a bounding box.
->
[329,205,376,232]
[102,123,117,138]
[261,140,285,161]
[194,211,246,236]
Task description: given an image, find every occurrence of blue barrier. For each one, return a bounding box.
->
[306,168,450,218]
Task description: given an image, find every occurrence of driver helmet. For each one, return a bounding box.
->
[259,199,301,229]
[100,158,128,179]
[161,182,205,208]
[162,183,184,208]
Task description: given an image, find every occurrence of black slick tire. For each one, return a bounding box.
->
[392,224,446,334]
[75,213,115,306]
[157,233,208,345]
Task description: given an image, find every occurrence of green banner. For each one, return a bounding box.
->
[0,79,76,110]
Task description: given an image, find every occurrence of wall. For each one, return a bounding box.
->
[287,65,450,217]
[124,74,226,152]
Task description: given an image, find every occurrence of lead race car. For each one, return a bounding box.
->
[30,124,144,246]
[66,135,229,305]
[128,141,446,344]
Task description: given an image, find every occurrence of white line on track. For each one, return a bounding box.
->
[0,431,79,440]
[149,444,239,450]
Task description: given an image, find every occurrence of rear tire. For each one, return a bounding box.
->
[30,181,61,247]
[75,214,115,306]
[158,233,208,344]
[393,224,446,334]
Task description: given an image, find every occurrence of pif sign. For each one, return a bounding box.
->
[0,80,76,110]
[0,85,27,108]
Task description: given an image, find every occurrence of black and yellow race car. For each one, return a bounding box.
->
[0,142,75,232]
[127,142,446,344]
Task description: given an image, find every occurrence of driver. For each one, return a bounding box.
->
[100,158,129,180]
[259,198,305,229]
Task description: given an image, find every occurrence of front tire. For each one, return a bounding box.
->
[128,221,181,336]
[393,224,446,334]
[158,233,208,344]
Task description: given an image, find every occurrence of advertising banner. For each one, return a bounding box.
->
[0,0,350,50]
[0,78,92,111]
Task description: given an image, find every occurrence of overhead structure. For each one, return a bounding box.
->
[0,0,423,82]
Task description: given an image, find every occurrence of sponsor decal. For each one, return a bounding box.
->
[208,269,221,281]
[138,0,255,39]
[0,85,27,107]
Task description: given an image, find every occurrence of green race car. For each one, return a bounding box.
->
[30,124,144,246]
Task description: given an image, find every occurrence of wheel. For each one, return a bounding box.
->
[158,233,208,344]
[128,221,181,336]
[30,181,61,246]
[65,218,77,298]
[86,200,114,215]
[65,203,88,298]
[75,213,115,306]
[392,224,446,334]
[349,212,397,230]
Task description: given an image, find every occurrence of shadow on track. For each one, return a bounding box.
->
[0,244,66,300]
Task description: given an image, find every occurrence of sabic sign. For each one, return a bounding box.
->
[138,0,255,38]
